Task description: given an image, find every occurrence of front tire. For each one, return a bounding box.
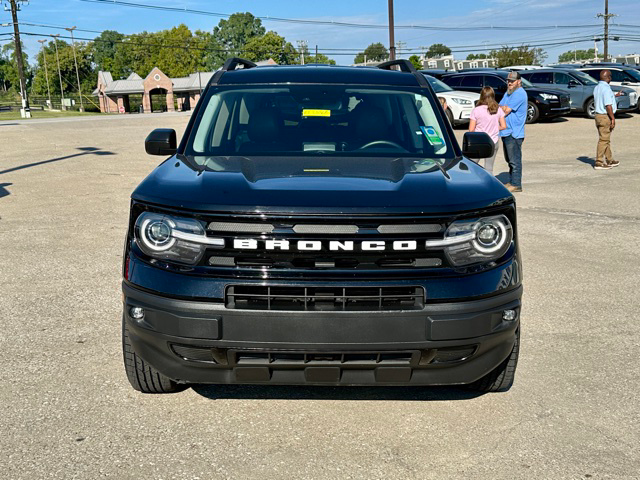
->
[468,328,520,392]
[122,315,184,393]
[585,98,596,119]
[445,108,454,126]
[526,102,539,124]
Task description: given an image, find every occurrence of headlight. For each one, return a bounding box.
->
[538,93,558,101]
[451,97,473,105]
[425,215,513,266]
[135,212,224,265]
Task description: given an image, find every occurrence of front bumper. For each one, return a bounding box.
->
[123,282,522,386]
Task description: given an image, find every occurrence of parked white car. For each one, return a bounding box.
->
[423,74,480,125]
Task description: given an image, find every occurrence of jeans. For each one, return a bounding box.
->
[502,135,524,187]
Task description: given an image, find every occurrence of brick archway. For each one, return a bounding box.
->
[143,67,174,113]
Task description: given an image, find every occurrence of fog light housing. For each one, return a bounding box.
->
[503,309,517,321]
[129,306,145,320]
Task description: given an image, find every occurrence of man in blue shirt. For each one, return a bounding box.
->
[593,70,618,170]
[499,71,527,193]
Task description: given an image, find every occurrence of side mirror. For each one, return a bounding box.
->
[145,128,177,156]
[462,132,494,159]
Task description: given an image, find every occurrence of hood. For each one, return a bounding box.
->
[524,86,569,97]
[440,90,480,102]
[132,155,512,215]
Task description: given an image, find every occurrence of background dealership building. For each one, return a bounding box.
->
[94,60,277,114]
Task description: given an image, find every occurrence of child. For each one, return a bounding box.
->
[469,87,506,174]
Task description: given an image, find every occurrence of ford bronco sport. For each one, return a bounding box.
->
[122,58,522,393]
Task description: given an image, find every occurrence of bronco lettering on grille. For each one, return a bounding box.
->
[233,239,419,251]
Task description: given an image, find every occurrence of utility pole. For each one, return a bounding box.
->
[37,39,52,109]
[388,0,395,61]
[7,0,30,118]
[597,0,616,62]
[296,40,307,65]
[51,34,66,110]
[65,26,84,111]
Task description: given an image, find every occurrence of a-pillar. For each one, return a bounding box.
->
[142,92,152,113]
[166,91,175,112]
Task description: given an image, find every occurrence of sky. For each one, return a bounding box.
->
[2,0,640,67]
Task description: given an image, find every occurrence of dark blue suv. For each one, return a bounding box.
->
[122,59,522,394]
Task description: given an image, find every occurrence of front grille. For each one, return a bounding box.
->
[235,351,416,366]
[226,285,425,311]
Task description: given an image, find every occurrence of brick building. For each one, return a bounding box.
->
[94,60,278,114]
[93,67,214,114]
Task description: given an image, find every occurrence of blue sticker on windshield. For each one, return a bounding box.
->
[420,126,444,145]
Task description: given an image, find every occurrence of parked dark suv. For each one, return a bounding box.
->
[122,58,522,394]
[442,70,571,123]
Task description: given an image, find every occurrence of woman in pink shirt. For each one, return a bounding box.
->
[469,87,507,174]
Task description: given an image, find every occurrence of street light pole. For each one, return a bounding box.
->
[8,0,31,118]
[37,39,52,109]
[65,26,84,112]
[51,34,66,110]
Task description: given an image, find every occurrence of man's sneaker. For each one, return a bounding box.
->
[507,184,522,193]
[594,162,612,170]
[607,160,620,167]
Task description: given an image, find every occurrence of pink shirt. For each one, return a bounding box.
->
[470,105,505,143]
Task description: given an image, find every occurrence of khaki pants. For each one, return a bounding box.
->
[595,114,614,164]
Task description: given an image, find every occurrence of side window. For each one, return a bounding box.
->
[484,75,506,91]
[530,72,553,84]
[444,76,462,87]
[610,70,626,82]
[460,75,482,88]
[583,69,601,81]
[554,72,572,85]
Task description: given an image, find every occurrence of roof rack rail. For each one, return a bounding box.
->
[208,57,257,87]
[377,59,417,73]
[377,59,428,87]
[221,57,258,72]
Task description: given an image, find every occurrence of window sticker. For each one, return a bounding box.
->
[302,109,331,117]
[420,126,444,145]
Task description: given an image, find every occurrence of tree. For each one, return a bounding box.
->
[353,42,389,64]
[489,45,547,67]
[1,42,32,93]
[213,12,265,55]
[558,49,595,63]
[92,30,124,73]
[408,55,423,70]
[466,53,488,60]
[243,31,298,65]
[107,25,209,79]
[31,39,94,98]
[426,43,451,58]
[306,53,336,65]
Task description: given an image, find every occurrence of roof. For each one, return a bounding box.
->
[217,65,422,87]
[126,72,142,80]
[447,70,510,77]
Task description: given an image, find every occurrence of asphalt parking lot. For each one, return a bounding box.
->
[1,112,639,479]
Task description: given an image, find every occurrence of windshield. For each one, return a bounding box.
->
[625,68,640,81]
[424,75,453,93]
[185,85,452,160]
[520,77,534,88]
[571,70,598,85]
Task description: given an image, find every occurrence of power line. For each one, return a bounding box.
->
[15,30,602,56]
[78,0,603,32]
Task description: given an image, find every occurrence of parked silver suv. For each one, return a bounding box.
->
[520,68,637,118]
